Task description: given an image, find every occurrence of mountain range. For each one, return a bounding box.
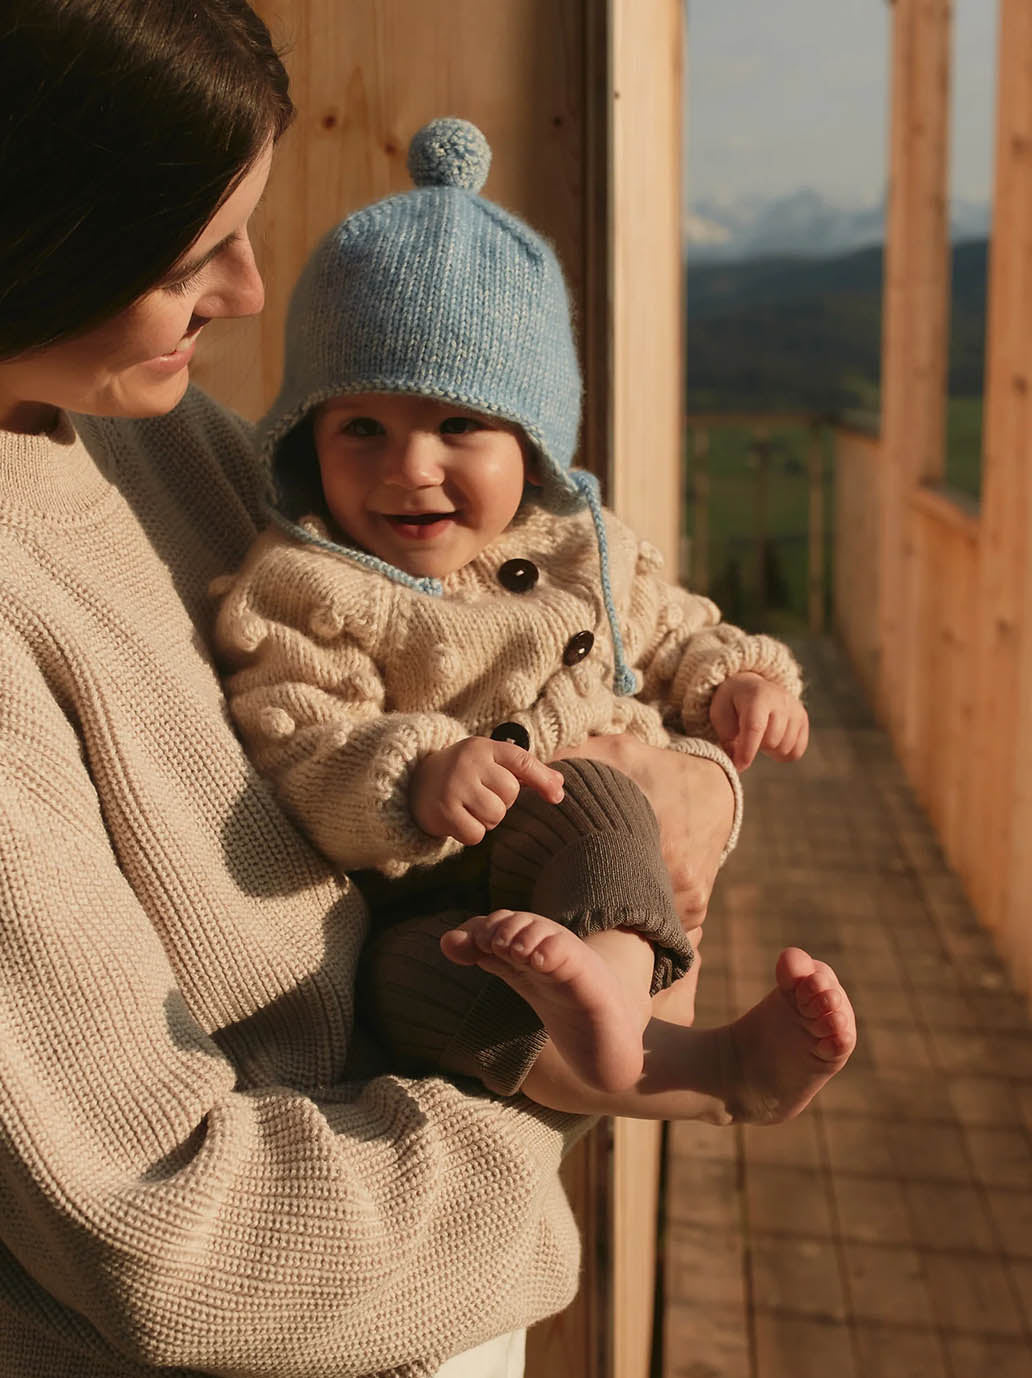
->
[684,188,991,261]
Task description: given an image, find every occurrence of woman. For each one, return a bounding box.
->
[0,3,736,1375]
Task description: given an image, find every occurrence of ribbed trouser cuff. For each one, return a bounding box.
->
[362,758,693,1096]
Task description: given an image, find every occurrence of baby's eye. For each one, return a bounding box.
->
[341,416,383,438]
[440,416,484,435]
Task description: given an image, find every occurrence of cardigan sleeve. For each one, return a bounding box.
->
[214,536,470,876]
[0,627,580,1376]
[621,525,803,738]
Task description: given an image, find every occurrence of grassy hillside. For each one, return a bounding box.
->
[683,240,987,415]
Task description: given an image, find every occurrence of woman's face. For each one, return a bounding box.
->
[0,142,274,433]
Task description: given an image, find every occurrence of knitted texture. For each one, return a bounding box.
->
[213,502,779,879]
[0,389,581,1378]
[260,117,584,519]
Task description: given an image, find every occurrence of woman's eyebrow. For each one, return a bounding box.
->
[160,231,237,285]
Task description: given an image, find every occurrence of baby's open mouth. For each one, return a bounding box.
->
[385,512,456,525]
[383,511,458,539]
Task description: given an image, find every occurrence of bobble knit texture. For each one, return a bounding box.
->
[0,390,581,1378]
[214,502,798,879]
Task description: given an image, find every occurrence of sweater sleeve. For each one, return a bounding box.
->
[214,536,470,876]
[624,533,803,738]
[0,630,580,1377]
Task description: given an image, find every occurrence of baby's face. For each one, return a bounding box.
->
[313,393,533,579]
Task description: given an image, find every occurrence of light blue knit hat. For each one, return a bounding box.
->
[262,117,636,693]
[261,117,583,515]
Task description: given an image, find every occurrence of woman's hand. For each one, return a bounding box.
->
[550,734,734,933]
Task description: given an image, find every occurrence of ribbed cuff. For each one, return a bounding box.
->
[489,758,694,992]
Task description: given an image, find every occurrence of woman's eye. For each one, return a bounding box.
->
[163,271,200,298]
[342,417,383,437]
[440,416,482,435]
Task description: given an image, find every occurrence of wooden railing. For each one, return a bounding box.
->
[682,412,838,634]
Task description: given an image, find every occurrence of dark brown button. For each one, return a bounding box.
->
[498,558,539,593]
[490,721,530,751]
[562,630,595,665]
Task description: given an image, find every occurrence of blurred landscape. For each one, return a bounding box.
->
[681,195,989,629]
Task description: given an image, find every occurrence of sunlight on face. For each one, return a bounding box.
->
[313,393,534,580]
[0,142,274,433]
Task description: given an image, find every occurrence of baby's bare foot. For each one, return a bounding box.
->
[724,946,856,1124]
[442,910,647,1092]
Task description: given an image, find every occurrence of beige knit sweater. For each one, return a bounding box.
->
[214,505,799,877]
[0,388,581,1378]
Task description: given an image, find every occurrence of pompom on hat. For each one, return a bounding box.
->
[262,117,636,693]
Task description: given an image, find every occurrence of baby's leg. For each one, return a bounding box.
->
[518,946,856,1123]
[443,913,654,1093]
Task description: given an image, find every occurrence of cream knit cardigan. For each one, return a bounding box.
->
[215,503,800,877]
[0,388,580,1378]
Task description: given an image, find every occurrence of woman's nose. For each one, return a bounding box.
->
[200,238,266,319]
[384,433,445,487]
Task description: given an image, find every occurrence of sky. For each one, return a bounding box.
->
[685,0,998,211]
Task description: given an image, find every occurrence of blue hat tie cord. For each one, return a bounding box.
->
[571,471,638,696]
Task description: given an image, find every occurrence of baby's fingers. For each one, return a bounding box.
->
[731,712,768,770]
[492,742,565,803]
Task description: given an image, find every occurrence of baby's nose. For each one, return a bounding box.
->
[385,432,446,486]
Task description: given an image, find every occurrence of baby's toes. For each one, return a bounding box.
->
[485,910,538,955]
[812,1005,857,1057]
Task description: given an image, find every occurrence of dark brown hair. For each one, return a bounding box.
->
[0,0,294,358]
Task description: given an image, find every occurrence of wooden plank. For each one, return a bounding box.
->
[527,1130,607,1378]
[608,6,683,1374]
[877,0,952,747]
[971,0,1032,994]
[832,427,883,703]
[610,0,683,569]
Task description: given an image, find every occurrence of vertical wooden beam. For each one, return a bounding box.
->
[877,0,952,747]
[970,0,1032,994]
[610,0,684,569]
[608,8,683,1375]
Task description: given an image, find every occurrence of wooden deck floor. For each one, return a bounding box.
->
[662,638,1032,1378]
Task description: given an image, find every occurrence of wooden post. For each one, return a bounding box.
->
[969,0,1032,994]
[691,427,710,593]
[877,0,952,747]
[808,425,826,634]
[608,4,683,1373]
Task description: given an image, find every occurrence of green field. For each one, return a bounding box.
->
[683,422,834,634]
[945,395,984,499]
[685,398,983,633]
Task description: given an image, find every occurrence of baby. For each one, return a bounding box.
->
[214,119,854,1123]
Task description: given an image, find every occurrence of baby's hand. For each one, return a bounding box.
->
[708,672,809,770]
[410,737,565,845]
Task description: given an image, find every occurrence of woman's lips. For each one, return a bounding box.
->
[148,316,208,368]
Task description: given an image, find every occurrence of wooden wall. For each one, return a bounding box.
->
[196,3,686,1375]
[834,0,1032,999]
